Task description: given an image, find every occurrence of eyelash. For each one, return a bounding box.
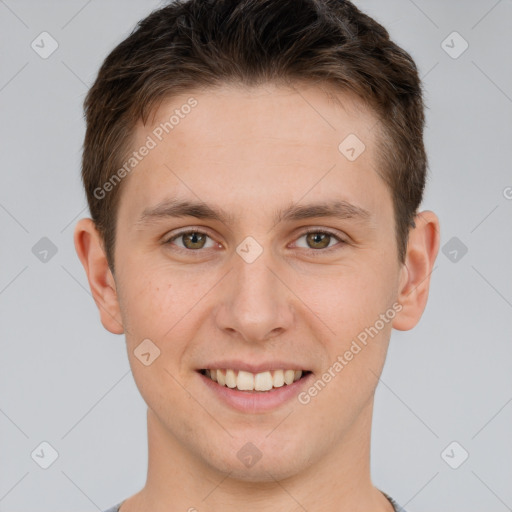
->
[163,227,346,255]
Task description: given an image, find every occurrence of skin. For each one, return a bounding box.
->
[75,82,440,512]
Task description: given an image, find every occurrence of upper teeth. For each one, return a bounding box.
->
[204,369,303,391]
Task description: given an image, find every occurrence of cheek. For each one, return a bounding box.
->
[294,259,397,337]
[117,267,196,414]
[117,262,217,372]
[118,262,183,336]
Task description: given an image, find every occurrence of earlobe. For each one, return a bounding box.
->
[73,218,125,335]
[392,210,440,331]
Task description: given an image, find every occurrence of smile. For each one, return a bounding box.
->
[199,368,311,392]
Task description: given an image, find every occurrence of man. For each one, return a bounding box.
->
[74,1,440,510]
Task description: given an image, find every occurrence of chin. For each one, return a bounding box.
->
[202,439,307,483]
[214,458,301,483]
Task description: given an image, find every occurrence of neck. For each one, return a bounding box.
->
[121,399,394,512]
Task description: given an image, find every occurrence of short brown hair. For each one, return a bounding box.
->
[82,0,427,271]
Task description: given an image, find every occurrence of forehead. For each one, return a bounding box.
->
[144,82,378,151]
[119,82,389,225]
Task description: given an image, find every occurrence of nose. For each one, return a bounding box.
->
[214,247,294,344]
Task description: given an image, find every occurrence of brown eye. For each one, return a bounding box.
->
[182,232,207,249]
[165,230,215,251]
[305,232,331,249]
[294,229,344,251]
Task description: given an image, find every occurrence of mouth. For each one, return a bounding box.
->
[197,368,312,393]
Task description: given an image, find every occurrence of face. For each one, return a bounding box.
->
[103,83,408,480]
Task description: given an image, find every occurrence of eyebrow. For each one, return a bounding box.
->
[136,198,371,228]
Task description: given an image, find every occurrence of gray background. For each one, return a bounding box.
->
[1,0,511,511]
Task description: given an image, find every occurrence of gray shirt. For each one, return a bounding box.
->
[102,490,407,511]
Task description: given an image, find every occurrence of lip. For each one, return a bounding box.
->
[197,359,310,374]
[197,369,314,413]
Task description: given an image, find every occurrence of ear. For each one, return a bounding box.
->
[393,210,440,331]
[73,218,124,335]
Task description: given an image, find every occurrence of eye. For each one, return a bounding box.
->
[164,230,217,251]
[293,228,345,252]
[163,227,346,254]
